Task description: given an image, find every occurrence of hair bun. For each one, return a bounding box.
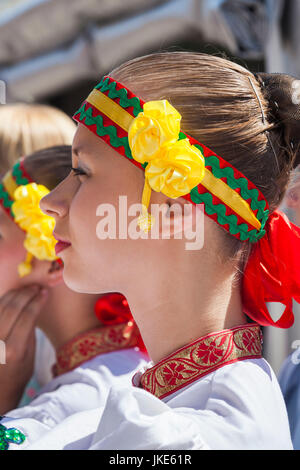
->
[255,72,300,169]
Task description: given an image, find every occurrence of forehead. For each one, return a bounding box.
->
[72,124,108,155]
[72,124,122,173]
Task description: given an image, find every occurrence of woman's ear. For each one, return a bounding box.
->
[46,260,64,287]
[159,198,204,249]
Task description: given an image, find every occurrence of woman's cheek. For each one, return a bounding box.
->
[70,182,100,249]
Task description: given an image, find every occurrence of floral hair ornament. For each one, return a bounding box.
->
[0,158,59,277]
[73,75,300,329]
[128,100,205,230]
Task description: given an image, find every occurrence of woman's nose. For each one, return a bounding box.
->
[40,180,69,219]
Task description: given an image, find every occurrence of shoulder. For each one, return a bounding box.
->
[183,357,287,412]
[89,358,292,450]
[166,358,292,449]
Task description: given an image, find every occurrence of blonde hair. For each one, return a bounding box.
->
[0,103,76,173]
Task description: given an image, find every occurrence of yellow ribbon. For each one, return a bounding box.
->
[87,88,134,132]
[2,172,18,199]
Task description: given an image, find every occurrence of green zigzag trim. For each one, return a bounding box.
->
[0,183,13,215]
[12,162,29,186]
[190,189,265,242]
[95,77,143,117]
[194,145,269,227]
[74,103,133,159]
[75,104,148,170]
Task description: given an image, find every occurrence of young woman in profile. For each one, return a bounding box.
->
[0,102,77,405]
[7,51,300,450]
[0,146,147,451]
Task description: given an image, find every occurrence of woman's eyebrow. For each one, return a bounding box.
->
[72,146,98,170]
[72,145,93,161]
[72,145,83,157]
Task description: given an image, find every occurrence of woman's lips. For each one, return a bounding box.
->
[55,241,71,255]
[53,233,72,255]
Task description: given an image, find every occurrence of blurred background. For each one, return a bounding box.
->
[0,0,299,374]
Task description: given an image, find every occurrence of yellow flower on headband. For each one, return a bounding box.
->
[12,184,50,231]
[128,100,206,232]
[145,139,205,198]
[24,219,57,261]
[128,100,181,163]
[12,183,57,277]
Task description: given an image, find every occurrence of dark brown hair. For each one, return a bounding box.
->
[111,52,300,270]
[23,145,72,189]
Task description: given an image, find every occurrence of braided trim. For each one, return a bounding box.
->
[177,138,268,237]
[74,103,149,171]
[74,103,133,159]
[190,188,265,242]
[194,145,269,225]
[12,161,30,186]
[95,77,143,117]
[0,183,13,211]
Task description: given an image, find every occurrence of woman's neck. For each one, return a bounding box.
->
[37,284,101,351]
[126,260,246,364]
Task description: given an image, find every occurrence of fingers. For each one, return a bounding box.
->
[6,288,48,350]
[0,285,43,341]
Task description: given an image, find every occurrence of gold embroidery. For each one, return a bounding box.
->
[139,324,262,399]
[53,321,140,377]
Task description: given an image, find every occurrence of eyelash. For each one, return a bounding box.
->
[71,167,86,177]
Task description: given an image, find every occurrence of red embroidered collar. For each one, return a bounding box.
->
[135,323,262,399]
[52,321,140,377]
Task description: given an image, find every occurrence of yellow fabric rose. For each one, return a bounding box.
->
[145,139,205,198]
[11,183,58,276]
[25,219,57,261]
[128,100,181,163]
[12,183,50,231]
[128,99,206,232]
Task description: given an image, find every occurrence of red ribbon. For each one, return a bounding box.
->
[242,210,300,328]
[94,293,132,325]
[94,293,147,352]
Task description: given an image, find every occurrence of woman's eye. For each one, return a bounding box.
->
[71,167,86,177]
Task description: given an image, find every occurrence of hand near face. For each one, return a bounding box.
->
[0,285,48,414]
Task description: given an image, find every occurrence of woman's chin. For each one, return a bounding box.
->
[62,269,100,294]
[63,272,86,293]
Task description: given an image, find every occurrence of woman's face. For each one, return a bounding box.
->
[41,123,161,294]
[0,206,51,295]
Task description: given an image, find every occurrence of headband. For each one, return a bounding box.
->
[73,75,300,329]
[0,158,59,277]
[73,76,270,243]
